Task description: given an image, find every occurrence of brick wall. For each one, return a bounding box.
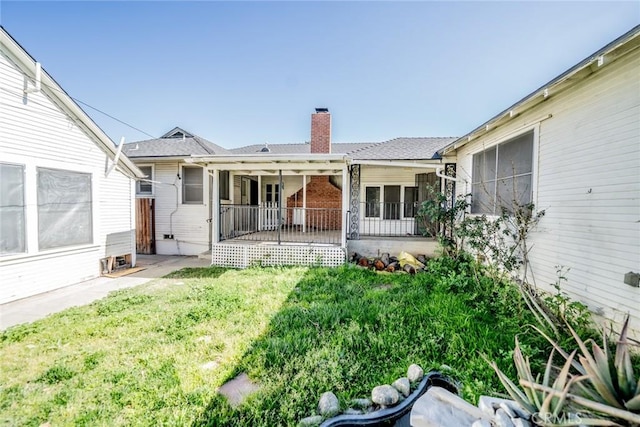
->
[311,109,331,154]
[287,176,342,230]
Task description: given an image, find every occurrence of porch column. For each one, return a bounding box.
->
[341,166,349,248]
[229,171,235,204]
[302,174,307,233]
[212,168,220,244]
[257,175,262,231]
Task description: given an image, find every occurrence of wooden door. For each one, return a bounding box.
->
[136,198,155,254]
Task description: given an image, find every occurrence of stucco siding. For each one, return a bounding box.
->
[0,47,135,303]
[454,48,640,334]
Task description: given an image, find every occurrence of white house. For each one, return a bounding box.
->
[0,27,144,303]
[440,26,640,336]
[124,111,456,264]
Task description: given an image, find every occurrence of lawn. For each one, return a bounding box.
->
[1,259,549,426]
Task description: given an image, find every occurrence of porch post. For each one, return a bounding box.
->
[229,171,234,204]
[257,175,262,231]
[278,170,282,245]
[341,166,349,248]
[302,174,307,233]
[212,168,220,244]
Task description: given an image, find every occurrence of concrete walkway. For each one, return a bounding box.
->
[0,255,211,330]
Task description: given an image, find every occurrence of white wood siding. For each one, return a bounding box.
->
[152,162,209,255]
[454,49,640,335]
[0,49,135,303]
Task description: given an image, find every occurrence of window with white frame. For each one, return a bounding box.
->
[0,163,26,255]
[182,166,203,204]
[365,187,380,218]
[136,165,153,196]
[37,168,93,250]
[471,130,534,215]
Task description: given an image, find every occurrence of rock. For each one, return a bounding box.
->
[218,373,260,408]
[499,402,516,418]
[380,253,390,266]
[472,420,492,427]
[371,385,399,406]
[343,408,364,415]
[407,364,424,383]
[478,396,529,419]
[495,408,516,427]
[298,415,323,427]
[318,391,340,417]
[350,398,372,409]
[478,395,498,416]
[411,387,492,427]
[392,377,411,397]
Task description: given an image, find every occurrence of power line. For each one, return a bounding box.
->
[0,61,158,141]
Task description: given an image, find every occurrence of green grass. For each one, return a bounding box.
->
[1,260,551,426]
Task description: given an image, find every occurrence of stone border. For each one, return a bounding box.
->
[318,371,457,427]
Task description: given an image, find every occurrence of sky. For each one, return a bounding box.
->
[0,1,638,149]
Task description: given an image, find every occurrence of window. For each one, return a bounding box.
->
[136,166,153,195]
[0,163,26,255]
[383,185,401,220]
[365,187,380,218]
[38,168,93,250]
[219,170,230,200]
[471,131,534,214]
[182,166,203,204]
[404,186,418,218]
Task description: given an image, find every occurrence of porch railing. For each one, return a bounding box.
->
[359,201,425,237]
[219,204,342,245]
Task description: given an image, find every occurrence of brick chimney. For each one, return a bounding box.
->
[310,108,331,153]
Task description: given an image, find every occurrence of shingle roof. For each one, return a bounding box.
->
[348,137,458,160]
[123,134,230,158]
[230,142,373,155]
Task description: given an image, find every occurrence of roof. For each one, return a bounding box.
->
[439,25,640,155]
[0,26,144,179]
[123,131,230,158]
[349,137,457,160]
[230,142,373,155]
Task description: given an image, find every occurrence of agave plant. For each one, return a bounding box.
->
[567,315,640,414]
[486,337,590,425]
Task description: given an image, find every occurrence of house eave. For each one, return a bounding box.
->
[0,26,144,179]
[439,24,640,156]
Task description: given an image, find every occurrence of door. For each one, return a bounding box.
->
[261,183,279,230]
[135,198,155,254]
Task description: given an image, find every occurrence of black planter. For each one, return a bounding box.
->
[319,371,458,427]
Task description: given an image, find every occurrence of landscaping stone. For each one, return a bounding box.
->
[343,408,364,415]
[350,398,373,409]
[499,401,517,418]
[513,418,532,427]
[298,415,323,427]
[392,377,411,397]
[371,385,399,406]
[318,391,340,417]
[407,364,424,383]
[495,408,515,427]
[471,420,492,427]
[217,373,260,408]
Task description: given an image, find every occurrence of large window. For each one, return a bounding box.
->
[136,166,153,196]
[38,168,93,250]
[383,185,401,220]
[404,186,418,218]
[182,166,203,204]
[471,131,534,214]
[365,187,380,218]
[0,163,26,255]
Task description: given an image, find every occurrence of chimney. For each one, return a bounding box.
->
[311,107,331,154]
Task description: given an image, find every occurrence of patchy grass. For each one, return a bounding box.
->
[2,260,556,426]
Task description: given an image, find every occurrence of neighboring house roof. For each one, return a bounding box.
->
[230,142,373,155]
[439,24,640,155]
[123,130,230,158]
[0,26,144,179]
[349,137,457,160]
